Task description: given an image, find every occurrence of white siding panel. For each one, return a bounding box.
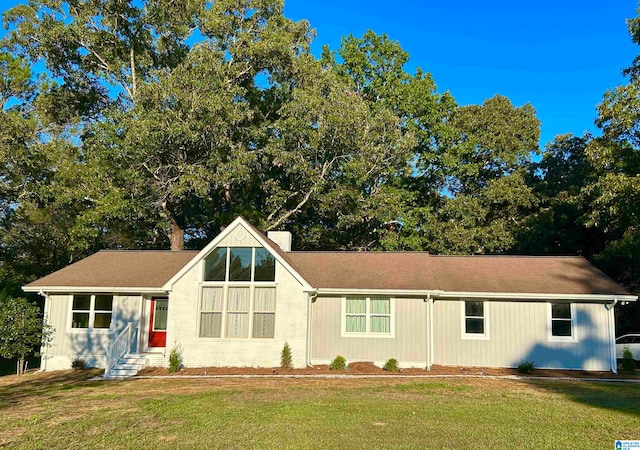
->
[311,297,428,367]
[433,300,612,370]
[41,294,143,371]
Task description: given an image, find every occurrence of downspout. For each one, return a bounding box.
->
[37,290,49,372]
[605,298,618,374]
[423,293,434,371]
[428,293,434,371]
[306,290,318,367]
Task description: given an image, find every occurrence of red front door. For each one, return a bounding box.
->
[148,298,168,348]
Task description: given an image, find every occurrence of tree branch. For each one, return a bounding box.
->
[265,158,336,231]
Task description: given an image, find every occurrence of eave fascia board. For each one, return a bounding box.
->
[22,286,170,294]
[315,288,444,297]
[437,291,638,302]
[314,288,637,302]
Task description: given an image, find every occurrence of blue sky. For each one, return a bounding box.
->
[1,1,638,148]
[283,1,639,147]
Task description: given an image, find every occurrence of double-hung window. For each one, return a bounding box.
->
[71,294,113,330]
[550,303,575,340]
[462,301,488,339]
[200,247,276,339]
[343,296,393,337]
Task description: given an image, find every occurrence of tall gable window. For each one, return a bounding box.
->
[200,247,276,339]
[342,296,394,337]
[462,301,489,340]
[204,248,226,281]
[71,294,113,330]
[204,247,275,282]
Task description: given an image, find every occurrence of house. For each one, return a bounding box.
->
[23,217,637,376]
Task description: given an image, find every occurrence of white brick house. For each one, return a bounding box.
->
[24,217,637,376]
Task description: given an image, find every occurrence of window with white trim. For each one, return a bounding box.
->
[71,294,113,330]
[253,287,276,338]
[550,303,573,338]
[199,287,223,337]
[199,246,277,339]
[226,287,250,338]
[462,300,488,339]
[344,296,392,335]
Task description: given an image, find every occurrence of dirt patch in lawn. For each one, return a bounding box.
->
[137,362,640,379]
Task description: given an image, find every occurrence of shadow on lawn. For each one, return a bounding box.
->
[513,306,640,417]
[0,369,104,411]
[522,378,640,418]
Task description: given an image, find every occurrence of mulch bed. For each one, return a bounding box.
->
[137,362,640,379]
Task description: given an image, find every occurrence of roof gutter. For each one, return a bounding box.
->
[23,286,171,294]
[313,288,445,297]
[312,288,637,302]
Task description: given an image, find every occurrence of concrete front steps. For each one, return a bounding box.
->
[105,355,147,378]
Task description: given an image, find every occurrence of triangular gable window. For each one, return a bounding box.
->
[204,247,275,282]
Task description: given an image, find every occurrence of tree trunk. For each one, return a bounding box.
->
[170,222,185,251]
[17,358,24,376]
[161,201,185,251]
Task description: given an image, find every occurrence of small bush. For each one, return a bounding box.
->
[622,346,636,373]
[517,360,536,374]
[383,358,400,372]
[330,355,347,371]
[167,342,183,374]
[281,342,293,371]
[71,356,86,370]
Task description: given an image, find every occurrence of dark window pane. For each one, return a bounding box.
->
[229,247,252,281]
[551,303,571,319]
[204,248,227,281]
[552,320,572,337]
[94,313,112,329]
[94,295,113,311]
[465,301,484,317]
[72,312,90,328]
[465,318,484,334]
[72,295,91,310]
[254,248,275,281]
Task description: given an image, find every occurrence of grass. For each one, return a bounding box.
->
[0,371,639,449]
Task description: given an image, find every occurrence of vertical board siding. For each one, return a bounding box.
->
[42,294,143,371]
[311,297,427,366]
[216,223,261,247]
[166,253,308,368]
[433,300,612,370]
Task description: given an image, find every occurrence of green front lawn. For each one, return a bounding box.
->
[1,371,638,449]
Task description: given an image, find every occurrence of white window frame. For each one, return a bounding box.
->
[67,294,115,333]
[252,287,277,339]
[225,285,252,338]
[548,302,577,342]
[198,285,224,338]
[199,249,277,340]
[461,300,490,340]
[341,296,395,338]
